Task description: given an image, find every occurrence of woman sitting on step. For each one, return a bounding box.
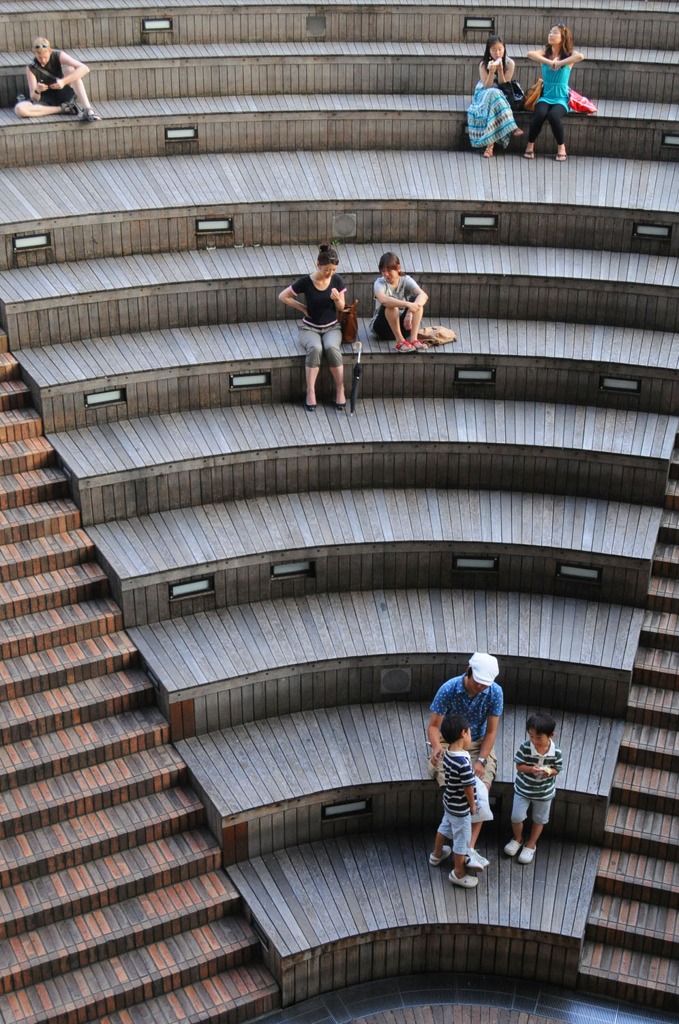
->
[370,252,429,353]
[14,36,101,121]
[278,243,347,412]
[524,24,584,161]
[466,35,523,158]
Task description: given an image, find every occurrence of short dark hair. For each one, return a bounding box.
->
[378,251,402,274]
[526,712,556,737]
[440,714,470,744]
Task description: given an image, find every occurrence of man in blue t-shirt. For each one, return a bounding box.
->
[427,652,503,868]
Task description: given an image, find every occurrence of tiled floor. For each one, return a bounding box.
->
[256,974,678,1024]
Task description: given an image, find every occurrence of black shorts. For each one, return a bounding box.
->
[371,304,408,341]
[36,84,75,106]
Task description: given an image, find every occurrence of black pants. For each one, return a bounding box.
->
[528,101,566,145]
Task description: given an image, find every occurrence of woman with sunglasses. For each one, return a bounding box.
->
[278,243,347,411]
[467,35,523,158]
[14,37,100,121]
[524,24,584,161]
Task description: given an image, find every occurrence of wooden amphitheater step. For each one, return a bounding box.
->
[0,352,18,381]
[87,963,280,1024]
[0,563,110,620]
[596,849,679,909]
[653,543,679,580]
[0,668,154,744]
[0,828,222,940]
[0,744,186,838]
[0,707,169,792]
[587,894,679,958]
[0,786,205,887]
[647,576,679,615]
[0,528,94,581]
[665,479,679,511]
[0,916,258,1024]
[0,872,240,993]
[612,762,679,815]
[633,646,679,690]
[640,610,679,653]
[0,597,121,659]
[0,631,139,701]
[0,436,55,476]
[618,722,679,772]
[0,467,69,509]
[627,682,679,728]
[579,941,678,1010]
[0,499,81,544]
[659,509,679,544]
[0,407,43,442]
[0,379,30,411]
[605,802,679,859]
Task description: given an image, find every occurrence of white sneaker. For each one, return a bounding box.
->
[466,848,489,870]
[429,845,451,866]
[504,839,522,857]
[518,846,536,864]
[449,870,478,888]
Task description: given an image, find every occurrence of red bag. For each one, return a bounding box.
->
[568,89,597,114]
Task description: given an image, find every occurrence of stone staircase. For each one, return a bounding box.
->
[0,334,280,1023]
[579,434,679,1009]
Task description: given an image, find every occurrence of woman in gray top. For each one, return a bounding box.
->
[370,252,429,352]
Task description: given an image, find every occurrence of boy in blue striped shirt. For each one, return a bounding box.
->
[428,714,479,888]
[504,712,563,865]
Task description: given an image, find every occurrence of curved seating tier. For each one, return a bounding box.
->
[0,43,676,110]
[227,831,602,999]
[1,97,677,168]
[128,588,644,726]
[177,702,624,854]
[46,399,679,522]
[2,153,679,271]
[16,318,679,433]
[3,243,679,348]
[87,488,660,624]
[2,0,677,51]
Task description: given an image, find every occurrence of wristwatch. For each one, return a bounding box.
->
[476,757,487,766]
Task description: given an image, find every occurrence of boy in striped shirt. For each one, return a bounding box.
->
[504,712,563,865]
[428,714,479,888]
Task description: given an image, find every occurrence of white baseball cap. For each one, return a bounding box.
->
[469,652,499,686]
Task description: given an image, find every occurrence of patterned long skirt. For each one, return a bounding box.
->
[467,82,519,149]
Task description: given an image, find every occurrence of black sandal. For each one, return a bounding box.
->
[78,107,101,122]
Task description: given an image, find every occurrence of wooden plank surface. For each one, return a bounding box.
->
[226,831,601,955]
[87,487,661,580]
[129,588,644,698]
[178,702,623,820]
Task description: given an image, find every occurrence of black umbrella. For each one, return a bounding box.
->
[350,341,363,415]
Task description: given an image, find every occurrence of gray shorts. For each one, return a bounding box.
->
[436,809,472,855]
[511,792,554,825]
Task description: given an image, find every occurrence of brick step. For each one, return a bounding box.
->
[0,353,19,382]
[613,762,679,815]
[0,409,42,443]
[627,683,679,728]
[0,707,170,792]
[89,963,280,1024]
[0,745,186,838]
[0,436,55,477]
[0,379,31,411]
[0,786,204,887]
[619,722,679,772]
[0,467,69,510]
[0,597,121,660]
[0,917,258,1024]
[587,894,679,958]
[0,500,80,544]
[596,848,679,909]
[0,562,110,621]
[0,631,138,701]
[0,528,95,582]
[640,610,679,652]
[0,669,154,744]
[605,803,679,859]
[578,941,678,1010]
[632,647,679,691]
[0,871,240,993]
[647,575,679,615]
[0,830,221,940]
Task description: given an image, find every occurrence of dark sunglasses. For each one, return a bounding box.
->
[33,43,50,50]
